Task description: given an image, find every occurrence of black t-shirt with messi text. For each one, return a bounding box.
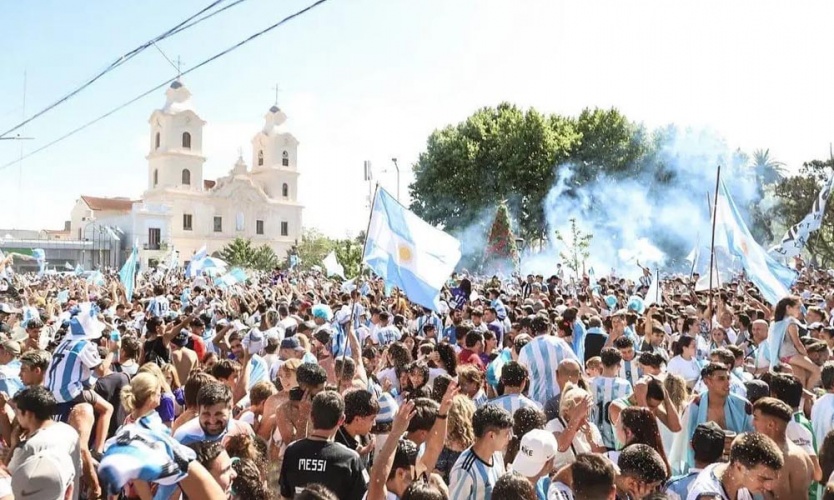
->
[279,438,368,500]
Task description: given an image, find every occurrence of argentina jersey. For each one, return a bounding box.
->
[449,447,505,500]
[488,393,541,416]
[146,295,170,318]
[618,358,640,388]
[46,336,101,403]
[592,376,633,449]
[517,336,578,406]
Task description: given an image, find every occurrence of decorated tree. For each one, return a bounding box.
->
[483,201,520,274]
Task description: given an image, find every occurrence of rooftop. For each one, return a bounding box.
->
[80,195,136,211]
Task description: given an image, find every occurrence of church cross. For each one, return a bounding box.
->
[272,83,282,106]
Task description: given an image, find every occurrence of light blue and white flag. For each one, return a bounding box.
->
[75,263,84,276]
[716,182,796,304]
[119,240,139,302]
[64,262,73,271]
[104,225,121,242]
[769,169,834,259]
[186,244,207,278]
[86,271,106,286]
[169,248,179,269]
[363,188,462,311]
[215,267,247,287]
[56,290,70,304]
[32,248,45,277]
[289,254,300,269]
[341,278,357,293]
[69,302,105,339]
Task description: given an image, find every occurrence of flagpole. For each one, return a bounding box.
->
[339,183,380,366]
[708,165,721,329]
[655,268,660,304]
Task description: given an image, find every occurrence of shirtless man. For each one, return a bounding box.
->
[751,397,814,498]
[171,330,198,385]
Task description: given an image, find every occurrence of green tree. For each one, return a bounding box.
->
[751,148,786,187]
[409,103,579,246]
[289,228,336,270]
[217,237,278,271]
[554,218,593,280]
[334,238,364,278]
[571,107,648,184]
[772,158,834,266]
[483,201,519,274]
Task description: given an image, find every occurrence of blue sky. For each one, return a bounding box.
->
[2,0,834,238]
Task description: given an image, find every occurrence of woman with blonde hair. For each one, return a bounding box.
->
[138,362,176,427]
[121,372,164,431]
[433,395,476,483]
[546,383,605,469]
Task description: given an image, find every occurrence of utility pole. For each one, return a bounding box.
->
[391,158,400,202]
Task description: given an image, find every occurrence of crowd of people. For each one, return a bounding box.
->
[0,257,834,499]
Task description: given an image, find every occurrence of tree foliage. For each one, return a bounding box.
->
[218,238,278,271]
[286,228,365,276]
[554,218,592,280]
[772,158,834,266]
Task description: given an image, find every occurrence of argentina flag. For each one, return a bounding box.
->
[186,244,207,278]
[119,241,139,302]
[363,187,461,311]
[32,248,46,276]
[716,182,796,304]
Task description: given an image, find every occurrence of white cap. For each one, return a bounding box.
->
[12,450,75,500]
[511,429,558,477]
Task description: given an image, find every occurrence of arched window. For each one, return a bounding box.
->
[182,169,191,185]
[282,150,289,167]
[282,183,289,198]
[154,132,160,150]
[182,132,191,149]
[153,169,158,186]
[257,150,264,166]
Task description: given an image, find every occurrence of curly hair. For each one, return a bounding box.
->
[663,373,687,412]
[231,458,271,500]
[446,395,475,448]
[434,342,457,374]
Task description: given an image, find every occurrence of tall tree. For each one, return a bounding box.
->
[751,148,787,187]
[289,228,336,270]
[218,238,278,271]
[409,103,579,246]
[571,107,647,184]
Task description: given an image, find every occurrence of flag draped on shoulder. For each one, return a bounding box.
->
[363,187,461,311]
[715,182,796,304]
[119,240,139,302]
[769,169,834,258]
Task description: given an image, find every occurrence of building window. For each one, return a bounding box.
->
[214,216,222,232]
[282,183,289,198]
[181,169,191,185]
[257,150,264,166]
[155,132,160,150]
[256,220,264,235]
[153,169,158,186]
[282,150,289,167]
[183,214,193,231]
[182,132,191,149]
[280,221,288,236]
[148,228,161,250]
[236,212,244,232]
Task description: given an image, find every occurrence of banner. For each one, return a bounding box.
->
[769,170,834,258]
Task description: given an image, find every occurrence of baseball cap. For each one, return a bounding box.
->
[0,303,14,314]
[12,450,75,500]
[1,340,21,356]
[171,330,189,347]
[511,429,558,477]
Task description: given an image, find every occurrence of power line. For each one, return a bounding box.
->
[0,0,332,172]
[0,0,245,140]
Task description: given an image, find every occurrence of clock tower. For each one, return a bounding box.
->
[146,79,206,192]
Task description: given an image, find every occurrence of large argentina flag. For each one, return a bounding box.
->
[716,182,796,304]
[363,188,461,311]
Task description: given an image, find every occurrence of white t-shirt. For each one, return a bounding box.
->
[686,463,753,500]
[667,355,701,384]
[547,481,574,500]
[544,417,603,470]
[812,393,834,448]
[786,417,816,457]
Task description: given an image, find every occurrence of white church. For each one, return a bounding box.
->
[69,79,303,268]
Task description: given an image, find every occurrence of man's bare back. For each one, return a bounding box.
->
[771,441,813,499]
[172,346,197,385]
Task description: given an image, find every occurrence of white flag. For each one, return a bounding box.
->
[323,251,345,278]
[769,170,834,258]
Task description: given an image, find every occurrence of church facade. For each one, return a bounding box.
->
[69,80,303,268]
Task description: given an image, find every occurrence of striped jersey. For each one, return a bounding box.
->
[374,325,401,346]
[449,447,505,500]
[46,335,101,403]
[664,469,701,500]
[247,355,270,390]
[685,463,753,500]
[517,335,578,406]
[487,393,541,415]
[416,313,442,336]
[591,376,633,449]
[146,295,170,318]
[618,358,641,388]
[548,481,574,500]
[472,389,488,408]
